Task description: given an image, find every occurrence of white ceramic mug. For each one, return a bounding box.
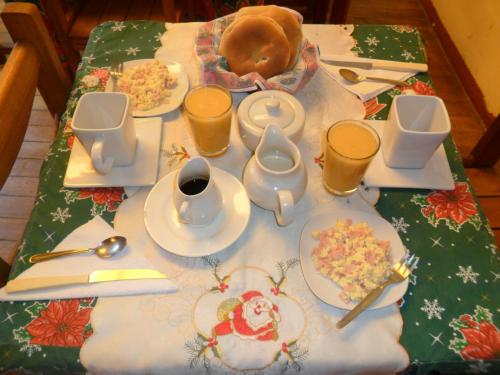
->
[72,92,137,175]
[382,95,451,169]
[173,157,222,226]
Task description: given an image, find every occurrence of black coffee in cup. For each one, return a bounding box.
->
[180,177,209,195]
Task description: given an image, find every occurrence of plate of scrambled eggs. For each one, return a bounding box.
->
[300,209,408,310]
[107,58,189,117]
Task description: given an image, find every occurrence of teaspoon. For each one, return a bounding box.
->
[339,68,410,86]
[29,236,127,263]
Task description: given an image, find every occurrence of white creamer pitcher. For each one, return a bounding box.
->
[243,124,307,226]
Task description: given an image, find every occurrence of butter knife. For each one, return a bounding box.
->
[6,269,168,293]
[320,54,428,72]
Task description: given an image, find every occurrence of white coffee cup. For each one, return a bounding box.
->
[382,95,451,169]
[173,157,222,226]
[72,92,137,175]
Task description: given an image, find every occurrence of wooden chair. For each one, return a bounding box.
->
[0,2,72,188]
[40,0,180,73]
[463,116,500,168]
[0,3,72,277]
[267,0,351,23]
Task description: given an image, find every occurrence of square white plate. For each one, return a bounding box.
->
[64,117,162,188]
[363,120,454,190]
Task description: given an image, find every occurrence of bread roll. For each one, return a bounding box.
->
[219,15,290,79]
[236,5,302,70]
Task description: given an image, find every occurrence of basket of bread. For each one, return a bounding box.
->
[195,5,319,93]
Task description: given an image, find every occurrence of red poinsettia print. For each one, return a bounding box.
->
[460,321,500,360]
[399,80,436,96]
[423,182,477,225]
[78,187,124,212]
[25,300,92,347]
[67,134,75,149]
[364,97,386,119]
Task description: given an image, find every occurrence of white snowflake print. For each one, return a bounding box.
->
[154,32,163,42]
[125,47,141,56]
[487,243,498,255]
[111,22,126,32]
[130,24,139,30]
[364,36,380,46]
[401,50,415,61]
[81,53,95,65]
[455,265,479,284]
[391,217,410,233]
[420,298,445,320]
[467,360,491,374]
[50,207,71,223]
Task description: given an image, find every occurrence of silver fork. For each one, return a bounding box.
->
[336,253,419,329]
[110,61,123,91]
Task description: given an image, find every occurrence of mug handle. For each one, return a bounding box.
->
[91,138,114,175]
[275,190,294,226]
[178,201,191,224]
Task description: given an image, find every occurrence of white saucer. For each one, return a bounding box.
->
[363,120,454,190]
[63,117,162,188]
[300,209,408,310]
[106,58,189,117]
[144,167,251,257]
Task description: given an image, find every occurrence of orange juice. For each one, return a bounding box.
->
[323,121,380,195]
[184,84,232,157]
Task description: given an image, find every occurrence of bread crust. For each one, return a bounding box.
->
[236,5,302,70]
[219,15,290,79]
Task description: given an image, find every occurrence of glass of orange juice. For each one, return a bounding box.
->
[323,120,380,196]
[183,84,233,157]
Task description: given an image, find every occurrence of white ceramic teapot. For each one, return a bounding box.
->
[242,124,307,226]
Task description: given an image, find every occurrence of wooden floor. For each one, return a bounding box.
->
[0,0,498,263]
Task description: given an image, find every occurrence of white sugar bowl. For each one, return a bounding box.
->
[237,90,305,151]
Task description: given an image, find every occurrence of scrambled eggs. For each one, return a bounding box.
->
[311,219,392,303]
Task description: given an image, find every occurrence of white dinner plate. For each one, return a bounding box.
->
[106,58,189,117]
[64,117,162,188]
[144,167,251,257]
[300,209,408,310]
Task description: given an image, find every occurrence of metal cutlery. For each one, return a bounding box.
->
[5,269,169,293]
[336,253,419,329]
[320,54,428,73]
[339,68,411,86]
[110,61,123,91]
[29,236,127,263]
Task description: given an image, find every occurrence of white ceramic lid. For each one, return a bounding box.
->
[238,90,305,133]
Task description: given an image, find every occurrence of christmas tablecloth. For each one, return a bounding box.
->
[0,21,498,374]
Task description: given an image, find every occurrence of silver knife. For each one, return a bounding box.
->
[6,269,168,293]
[320,54,428,72]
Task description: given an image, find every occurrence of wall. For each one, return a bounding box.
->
[431,0,500,116]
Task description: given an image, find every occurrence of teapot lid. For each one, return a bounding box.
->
[238,90,305,131]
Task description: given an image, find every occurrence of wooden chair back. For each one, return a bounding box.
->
[40,0,180,73]
[0,42,39,189]
[1,2,72,118]
[0,3,73,188]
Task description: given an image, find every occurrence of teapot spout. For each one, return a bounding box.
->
[256,124,300,170]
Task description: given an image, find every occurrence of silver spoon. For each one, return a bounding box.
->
[339,68,411,86]
[29,236,127,263]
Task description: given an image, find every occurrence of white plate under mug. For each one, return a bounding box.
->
[144,167,251,257]
[106,58,189,117]
[64,117,162,188]
[300,209,408,310]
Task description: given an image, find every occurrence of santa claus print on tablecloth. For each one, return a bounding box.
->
[187,259,307,372]
[213,290,281,342]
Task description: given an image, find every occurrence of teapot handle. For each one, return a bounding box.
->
[275,190,294,226]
